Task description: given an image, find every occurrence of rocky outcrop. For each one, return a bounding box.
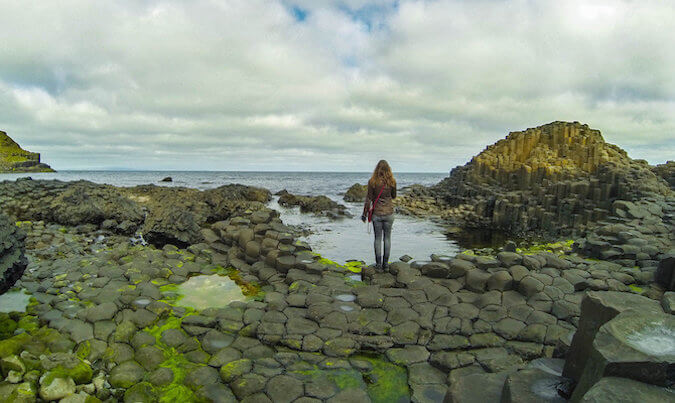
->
[343,183,367,202]
[277,190,351,218]
[0,131,54,173]
[0,212,27,294]
[0,179,271,247]
[652,161,675,189]
[398,122,672,237]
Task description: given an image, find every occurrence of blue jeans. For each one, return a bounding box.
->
[373,214,394,264]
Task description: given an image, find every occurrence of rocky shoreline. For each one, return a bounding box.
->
[1,121,673,402]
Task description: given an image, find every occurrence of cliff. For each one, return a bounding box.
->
[0,130,55,173]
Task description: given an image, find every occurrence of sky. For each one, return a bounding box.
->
[0,0,673,172]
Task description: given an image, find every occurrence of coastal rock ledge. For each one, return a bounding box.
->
[398,121,672,238]
[0,130,54,173]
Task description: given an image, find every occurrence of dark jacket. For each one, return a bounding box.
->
[363,182,396,217]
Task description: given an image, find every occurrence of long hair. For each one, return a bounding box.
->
[368,160,396,188]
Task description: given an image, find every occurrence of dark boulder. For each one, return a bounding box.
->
[160,177,173,182]
[0,213,28,294]
[655,253,675,291]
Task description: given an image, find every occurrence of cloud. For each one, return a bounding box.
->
[0,0,673,172]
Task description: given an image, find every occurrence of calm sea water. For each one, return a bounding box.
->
[0,171,458,264]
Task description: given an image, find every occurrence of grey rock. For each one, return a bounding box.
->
[579,376,675,403]
[571,310,675,401]
[562,291,663,381]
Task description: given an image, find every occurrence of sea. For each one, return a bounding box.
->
[0,171,459,264]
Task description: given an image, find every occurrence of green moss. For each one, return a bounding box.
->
[76,341,91,360]
[355,354,410,403]
[516,239,575,255]
[159,384,201,403]
[16,315,39,333]
[0,332,31,358]
[628,284,644,294]
[0,313,18,340]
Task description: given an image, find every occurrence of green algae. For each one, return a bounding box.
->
[0,313,18,340]
[628,284,644,294]
[516,239,575,255]
[290,355,410,403]
[76,341,91,360]
[355,354,410,403]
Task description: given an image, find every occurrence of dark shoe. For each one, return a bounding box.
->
[375,255,382,271]
[382,263,389,272]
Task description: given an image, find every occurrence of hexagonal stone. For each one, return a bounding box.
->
[265,375,303,403]
[185,365,220,390]
[109,360,145,388]
[445,372,508,402]
[148,367,174,386]
[195,383,237,403]
[323,337,358,357]
[220,359,252,383]
[385,345,430,365]
[501,368,567,403]
[571,310,675,400]
[230,373,266,399]
[579,377,675,403]
[494,318,526,339]
[134,346,165,371]
[562,291,663,381]
[326,388,370,403]
[408,362,447,384]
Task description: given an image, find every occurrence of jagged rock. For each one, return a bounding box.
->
[563,291,663,382]
[570,310,675,401]
[278,190,351,218]
[343,183,367,202]
[0,179,271,247]
[0,130,54,173]
[651,160,675,189]
[0,213,27,294]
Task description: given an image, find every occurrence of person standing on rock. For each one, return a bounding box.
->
[361,160,397,270]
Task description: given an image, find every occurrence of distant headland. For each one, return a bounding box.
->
[0,130,55,173]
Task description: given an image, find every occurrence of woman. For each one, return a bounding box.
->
[361,160,397,271]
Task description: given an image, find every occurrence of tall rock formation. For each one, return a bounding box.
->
[0,130,54,173]
[403,121,672,237]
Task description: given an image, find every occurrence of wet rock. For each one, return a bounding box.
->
[501,368,568,402]
[570,310,675,401]
[579,376,675,403]
[195,383,238,403]
[219,358,252,383]
[445,371,509,402]
[230,373,266,399]
[386,345,430,365]
[562,291,663,381]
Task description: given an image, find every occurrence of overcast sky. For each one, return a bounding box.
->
[1,0,673,171]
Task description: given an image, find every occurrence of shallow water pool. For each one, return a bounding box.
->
[171,275,248,310]
[0,289,31,313]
